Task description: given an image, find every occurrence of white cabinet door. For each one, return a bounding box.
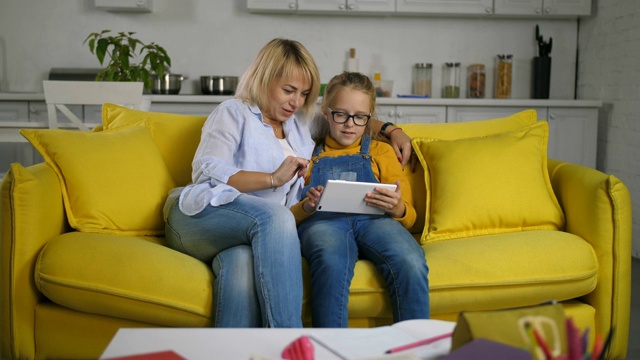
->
[297,0,394,13]
[0,101,29,123]
[149,103,218,116]
[446,106,548,123]
[378,105,446,124]
[247,0,298,12]
[546,107,597,168]
[493,0,591,16]
[396,0,494,15]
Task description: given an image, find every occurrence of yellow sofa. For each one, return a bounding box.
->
[0,105,631,359]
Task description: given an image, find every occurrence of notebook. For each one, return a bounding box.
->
[316,180,397,215]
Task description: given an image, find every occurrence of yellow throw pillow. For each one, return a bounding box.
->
[399,109,538,234]
[412,121,564,244]
[20,123,176,236]
[400,109,537,140]
[102,103,207,186]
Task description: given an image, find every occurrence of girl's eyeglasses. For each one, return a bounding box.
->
[328,108,371,126]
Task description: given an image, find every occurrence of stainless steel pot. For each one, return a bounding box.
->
[201,76,238,95]
[151,74,184,94]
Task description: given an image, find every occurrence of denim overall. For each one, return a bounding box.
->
[298,135,430,327]
[302,134,380,203]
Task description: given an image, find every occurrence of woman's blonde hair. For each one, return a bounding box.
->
[235,38,320,119]
[313,71,377,143]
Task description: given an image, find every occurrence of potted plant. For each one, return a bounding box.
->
[84,30,172,90]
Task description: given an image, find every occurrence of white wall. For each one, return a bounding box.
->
[0,1,580,99]
[578,0,640,258]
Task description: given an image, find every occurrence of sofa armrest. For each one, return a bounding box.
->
[1,162,67,360]
[547,159,632,360]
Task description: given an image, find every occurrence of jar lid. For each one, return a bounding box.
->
[415,63,432,68]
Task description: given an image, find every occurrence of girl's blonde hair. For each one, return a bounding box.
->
[235,38,320,120]
[313,71,377,143]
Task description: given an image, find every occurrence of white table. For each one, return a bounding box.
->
[100,319,456,360]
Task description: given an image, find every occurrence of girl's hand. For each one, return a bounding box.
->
[364,181,405,218]
[303,185,324,213]
[272,156,310,187]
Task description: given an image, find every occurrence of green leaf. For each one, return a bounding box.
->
[96,38,109,65]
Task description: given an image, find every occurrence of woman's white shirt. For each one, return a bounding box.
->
[176,98,315,216]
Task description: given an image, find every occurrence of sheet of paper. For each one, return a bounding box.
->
[310,326,417,359]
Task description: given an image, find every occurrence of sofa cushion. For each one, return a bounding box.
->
[102,103,207,186]
[20,123,175,236]
[35,232,214,327]
[425,231,597,314]
[412,121,564,243]
[399,109,538,234]
[344,231,597,317]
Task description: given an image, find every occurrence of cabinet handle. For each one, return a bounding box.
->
[535,8,542,14]
[289,2,296,9]
[549,113,556,120]
[396,111,403,119]
[544,7,552,14]
[347,4,355,10]
[388,110,396,118]
[339,4,345,10]
[485,6,493,14]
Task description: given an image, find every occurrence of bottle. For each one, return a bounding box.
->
[346,48,359,72]
[495,55,513,99]
[373,71,381,87]
[467,64,485,99]
[442,62,461,98]
[413,63,432,97]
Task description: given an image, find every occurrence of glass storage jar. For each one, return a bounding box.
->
[467,63,485,99]
[413,63,432,97]
[495,55,513,99]
[442,62,461,98]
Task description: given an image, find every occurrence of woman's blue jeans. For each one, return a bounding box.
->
[298,212,430,327]
[165,194,303,328]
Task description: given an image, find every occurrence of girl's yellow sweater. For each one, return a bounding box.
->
[291,135,417,229]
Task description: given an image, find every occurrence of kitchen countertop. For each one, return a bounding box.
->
[0,93,603,107]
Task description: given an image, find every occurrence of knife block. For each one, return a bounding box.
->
[532,56,551,99]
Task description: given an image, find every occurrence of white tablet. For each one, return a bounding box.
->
[316,180,397,215]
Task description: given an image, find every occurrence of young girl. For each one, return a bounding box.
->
[290,72,430,327]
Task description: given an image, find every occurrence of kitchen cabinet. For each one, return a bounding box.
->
[247,0,298,12]
[0,101,48,178]
[249,0,591,16]
[545,107,597,169]
[446,105,597,168]
[148,103,218,116]
[493,0,591,16]
[446,106,548,123]
[0,95,602,178]
[396,0,494,16]
[297,0,395,14]
[377,105,445,124]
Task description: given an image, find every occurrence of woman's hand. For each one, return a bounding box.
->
[227,156,309,193]
[272,156,310,188]
[387,126,417,172]
[364,181,405,218]
[302,185,323,213]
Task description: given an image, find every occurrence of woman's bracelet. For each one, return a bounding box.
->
[387,127,402,137]
[270,173,278,192]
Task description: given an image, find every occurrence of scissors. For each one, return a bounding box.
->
[518,315,562,359]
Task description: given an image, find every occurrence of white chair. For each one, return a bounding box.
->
[43,80,146,131]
